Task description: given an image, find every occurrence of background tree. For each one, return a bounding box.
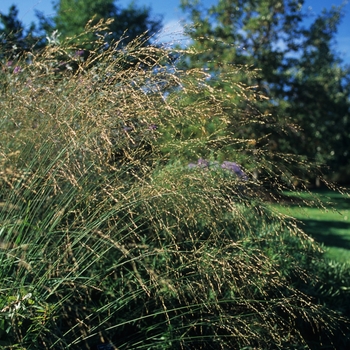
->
[38,0,162,46]
[180,0,350,185]
[282,6,350,183]
[0,5,39,59]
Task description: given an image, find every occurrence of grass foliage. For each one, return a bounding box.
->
[0,25,349,349]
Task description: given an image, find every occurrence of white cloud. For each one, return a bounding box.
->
[155,19,191,47]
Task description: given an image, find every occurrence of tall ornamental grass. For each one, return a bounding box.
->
[0,23,348,349]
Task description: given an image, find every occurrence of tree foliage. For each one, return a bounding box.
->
[283,6,350,181]
[48,0,162,46]
[0,5,38,58]
[180,0,350,184]
[1,1,162,60]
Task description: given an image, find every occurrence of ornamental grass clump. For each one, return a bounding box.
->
[0,22,348,349]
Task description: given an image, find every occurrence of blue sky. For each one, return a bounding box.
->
[1,0,349,63]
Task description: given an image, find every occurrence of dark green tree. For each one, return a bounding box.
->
[180,0,350,185]
[282,6,350,183]
[40,0,162,46]
[0,5,38,58]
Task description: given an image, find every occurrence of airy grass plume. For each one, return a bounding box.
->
[0,22,347,349]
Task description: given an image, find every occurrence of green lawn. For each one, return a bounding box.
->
[272,189,350,263]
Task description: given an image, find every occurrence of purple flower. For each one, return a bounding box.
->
[187,159,247,180]
[13,66,21,74]
[148,124,158,130]
[221,161,248,179]
[188,158,248,180]
[188,158,217,170]
[75,49,85,57]
[197,158,210,168]
[187,158,209,170]
[6,61,13,67]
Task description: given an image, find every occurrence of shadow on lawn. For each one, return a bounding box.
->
[326,195,350,211]
[298,218,350,250]
[284,189,350,211]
